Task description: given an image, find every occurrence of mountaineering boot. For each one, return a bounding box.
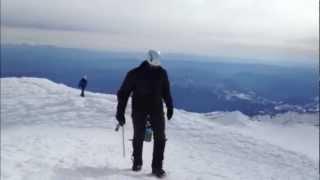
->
[132,158,142,171]
[132,164,142,171]
[152,168,166,178]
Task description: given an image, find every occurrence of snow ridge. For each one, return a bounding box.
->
[1,77,319,180]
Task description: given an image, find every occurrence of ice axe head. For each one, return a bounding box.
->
[115,124,120,131]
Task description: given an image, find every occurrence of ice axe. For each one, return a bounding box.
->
[115,123,126,158]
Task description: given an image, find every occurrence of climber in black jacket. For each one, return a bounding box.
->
[116,50,173,178]
[78,75,88,97]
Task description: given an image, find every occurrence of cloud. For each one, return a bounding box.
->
[1,0,318,65]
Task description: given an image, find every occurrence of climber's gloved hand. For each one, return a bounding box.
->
[116,113,125,126]
[167,108,173,120]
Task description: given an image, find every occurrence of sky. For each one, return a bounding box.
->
[1,0,319,66]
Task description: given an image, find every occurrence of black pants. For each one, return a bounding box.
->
[80,88,85,97]
[132,112,166,169]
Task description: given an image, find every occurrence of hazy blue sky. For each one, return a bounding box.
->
[1,0,318,66]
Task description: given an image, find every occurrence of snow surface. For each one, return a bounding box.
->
[1,77,319,180]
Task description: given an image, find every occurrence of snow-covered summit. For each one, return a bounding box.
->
[1,77,319,180]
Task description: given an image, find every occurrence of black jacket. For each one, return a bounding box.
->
[78,78,88,89]
[117,61,173,116]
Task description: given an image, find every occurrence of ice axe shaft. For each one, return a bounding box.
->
[115,124,126,158]
[121,126,126,157]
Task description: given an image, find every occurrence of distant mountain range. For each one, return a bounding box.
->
[1,44,318,116]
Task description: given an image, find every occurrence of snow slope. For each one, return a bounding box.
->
[1,77,319,180]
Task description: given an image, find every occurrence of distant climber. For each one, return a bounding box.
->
[78,75,88,97]
[116,50,174,178]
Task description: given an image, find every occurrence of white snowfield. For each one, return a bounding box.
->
[1,77,319,180]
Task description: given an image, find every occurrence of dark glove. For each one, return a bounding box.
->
[167,108,173,120]
[116,113,125,126]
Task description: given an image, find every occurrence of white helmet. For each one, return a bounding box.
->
[146,49,161,66]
